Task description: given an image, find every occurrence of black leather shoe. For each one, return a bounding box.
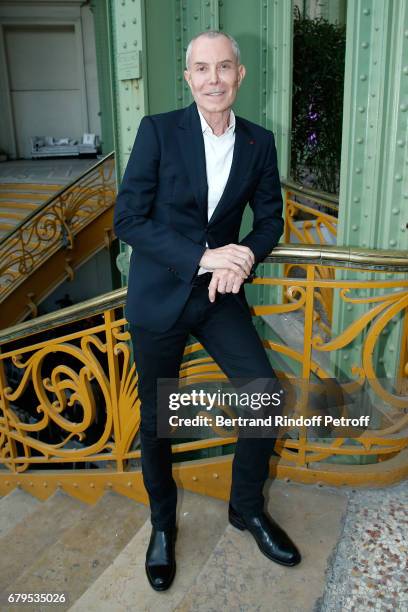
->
[229,504,301,567]
[145,526,177,591]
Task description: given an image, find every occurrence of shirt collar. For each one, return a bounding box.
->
[198,108,236,136]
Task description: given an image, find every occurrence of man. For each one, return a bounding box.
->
[114,30,301,592]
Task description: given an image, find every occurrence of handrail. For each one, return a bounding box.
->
[266,244,408,271]
[281,179,339,210]
[0,241,407,490]
[0,151,115,245]
[1,243,407,345]
[0,287,127,344]
[0,153,117,308]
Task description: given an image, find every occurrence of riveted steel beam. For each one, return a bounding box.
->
[90,0,115,155]
[333,0,408,379]
[106,0,147,284]
[107,0,147,179]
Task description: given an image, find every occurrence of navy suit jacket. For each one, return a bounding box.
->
[114,102,284,332]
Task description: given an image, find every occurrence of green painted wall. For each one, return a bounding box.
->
[144,0,178,114]
[142,0,292,176]
[333,0,408,380]
[107,0,293,296]
[90,0,115,155]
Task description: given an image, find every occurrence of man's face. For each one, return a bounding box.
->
[184,35,245,115]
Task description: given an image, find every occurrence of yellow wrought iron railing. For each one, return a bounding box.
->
[282,180,338,247]
[0,244,407,503]
[0,153,116,306]
[282,181,339,328]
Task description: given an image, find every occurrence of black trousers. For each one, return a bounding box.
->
[129,276,280,530]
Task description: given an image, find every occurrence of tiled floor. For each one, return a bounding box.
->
[319,482,408,612]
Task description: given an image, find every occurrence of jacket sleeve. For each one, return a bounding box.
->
[239,131,284,265]
[113,116,206,284]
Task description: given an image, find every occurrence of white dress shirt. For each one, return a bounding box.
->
[197,108,236,274]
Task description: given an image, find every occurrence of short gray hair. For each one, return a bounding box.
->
[185,30,241,69]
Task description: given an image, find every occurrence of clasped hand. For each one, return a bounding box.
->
[199,244,255,303]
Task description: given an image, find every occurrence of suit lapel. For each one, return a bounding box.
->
[208,117,255,226]
[177,105,255,227]
[177,103,208,224]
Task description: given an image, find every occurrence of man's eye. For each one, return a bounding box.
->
[220,64,230,70]
[197,66,206,72]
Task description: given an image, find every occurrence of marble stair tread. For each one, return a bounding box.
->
[0,488,41,538]
[0,491,86,595]
[0,193,50,200]
[0,208,32,218]
[7,492,149,611]
[175,480,348,612]
[0,185,61,191]
[69,491,228,612]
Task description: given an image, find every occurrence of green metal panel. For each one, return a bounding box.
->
[216,0,292,177]
[108,0,147,179]
[142,1,292,171]
[143,0,219,114]
[333,0,408,379]
[178,0,219,107]
[110,1,293,290]
[264,1,293,179]
[106,0,148,283]
[90,0,115,155]
[216,1,293,323]
[144,0,178,114]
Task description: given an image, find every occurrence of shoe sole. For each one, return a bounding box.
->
[229,514,300,567]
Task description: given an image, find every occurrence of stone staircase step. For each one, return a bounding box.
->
[0,488,41,538]
[0,193,50,201]
[0,209,28,220]
[0,183,62,191]
[175,480,348,612]
[6,492,149,611]
[69,491,228,612]
[0,221,14,231]
[0,491,86,594]
[0,201,38,211]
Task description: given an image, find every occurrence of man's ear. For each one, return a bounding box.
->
[237,64,246,87]
[184,69,191,88]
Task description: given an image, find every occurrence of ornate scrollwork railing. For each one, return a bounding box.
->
[0,153,116,304]
[281,181,339,329]
[282,180,338,247]
[0,245,407,499]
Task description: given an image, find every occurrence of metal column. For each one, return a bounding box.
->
[334,0,408,378]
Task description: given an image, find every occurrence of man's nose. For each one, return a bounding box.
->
[208,66,219,84]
